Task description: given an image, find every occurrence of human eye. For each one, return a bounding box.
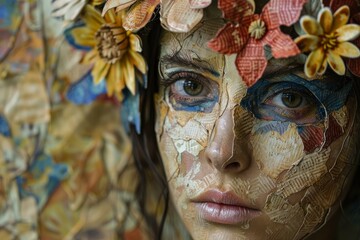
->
[163,71,219,112]
[262,87,323,124]
[241,79,327,125]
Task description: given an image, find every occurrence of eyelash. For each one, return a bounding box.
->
[261,87,323,124]
[162,71,218,112]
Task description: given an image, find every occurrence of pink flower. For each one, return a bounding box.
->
[208,0,307,86]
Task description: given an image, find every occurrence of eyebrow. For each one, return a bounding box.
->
[160,52,220,77]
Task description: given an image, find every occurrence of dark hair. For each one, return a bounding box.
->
[129,12,360,240]
[129,13,170,239]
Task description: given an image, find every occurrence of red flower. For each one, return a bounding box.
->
[208,0,307,86]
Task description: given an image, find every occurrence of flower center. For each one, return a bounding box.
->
[248,19,266,40]
[320,32,338,50]
[95,24,129,64]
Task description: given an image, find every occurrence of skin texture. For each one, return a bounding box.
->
[155,7,360,240]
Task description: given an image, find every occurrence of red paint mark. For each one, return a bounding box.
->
[299,125,324,153]
[324,115,344,148]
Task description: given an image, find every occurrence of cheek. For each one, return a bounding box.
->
[298,106,348,153]
[250,121,305,179]
[262,102,358,238]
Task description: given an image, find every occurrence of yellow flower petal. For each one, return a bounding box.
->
[301,16,323,35]
[92,59,111,84]
[333,41,360,58]
[327,50,345,75]
[319,7,333,34]
[318,58,327,75]
[106,64,116,96]
[332,5,350,31]
[104,8,117,24]
[82,49,98,64]
[83,5,104,31]
[116,61,125,93]
[128,50,146,74]
[295,35,320,52]
[90,0,104,5]
[71,27,97,47]
[123,58,136,95]
[336,24,360,42]
[305,47,325,78]
[129,34,142,52]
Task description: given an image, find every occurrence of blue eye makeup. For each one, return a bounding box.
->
[161,71,219,112]
[241,73,352,124]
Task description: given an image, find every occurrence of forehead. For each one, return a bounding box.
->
[159,9,226,70]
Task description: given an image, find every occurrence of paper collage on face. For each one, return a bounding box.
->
[1,0,360,239]
[155,1,360,239]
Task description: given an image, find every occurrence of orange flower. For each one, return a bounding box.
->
[295,6,360,78]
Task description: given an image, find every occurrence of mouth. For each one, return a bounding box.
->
[192,190,262,225]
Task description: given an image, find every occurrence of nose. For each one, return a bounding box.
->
[204,108,250,173]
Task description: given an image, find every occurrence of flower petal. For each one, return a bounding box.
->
[114,61,125,93]
[318,57,327,75]
[235,39,267,86]
[82,5,104,31]
[123,58,136,95]
[218,0,254,22]
[102,0,136,15]
[129,34,142,52]
[331,5,350,31]
[332,41,360,58]
[262,0,307,29]
[295,35,320,52]
[336,24,360,42]
[51,0,86,21]
[304,47,325,78]
[92,59,111,84]
[104,8,117,23]
[189,0,212,9]
[301,16,323,35]
[327,50,345,75]
[82,49,98,64]
[128,50,147,74]
[160,0,203,32]
[318,7,333,34]
[70,27,97,48]
[123,0,159,31]
[265,29,300,58]
[208,23,249,54]
[106,64,116,96]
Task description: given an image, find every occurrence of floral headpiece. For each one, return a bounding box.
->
[59,0,360,132]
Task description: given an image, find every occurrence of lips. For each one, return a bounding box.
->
[192,190,262,225]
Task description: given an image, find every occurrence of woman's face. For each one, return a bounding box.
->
[155,7,359,240]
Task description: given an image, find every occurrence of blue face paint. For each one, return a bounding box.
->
[162,71,220,113]
[241,73,352,124]
[170,94,219,113]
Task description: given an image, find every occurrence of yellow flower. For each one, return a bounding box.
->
[295,6,360,78]
[71,5,146,97]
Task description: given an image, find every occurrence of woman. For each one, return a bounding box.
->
[126,0,360,239]
[0,0,359,239]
